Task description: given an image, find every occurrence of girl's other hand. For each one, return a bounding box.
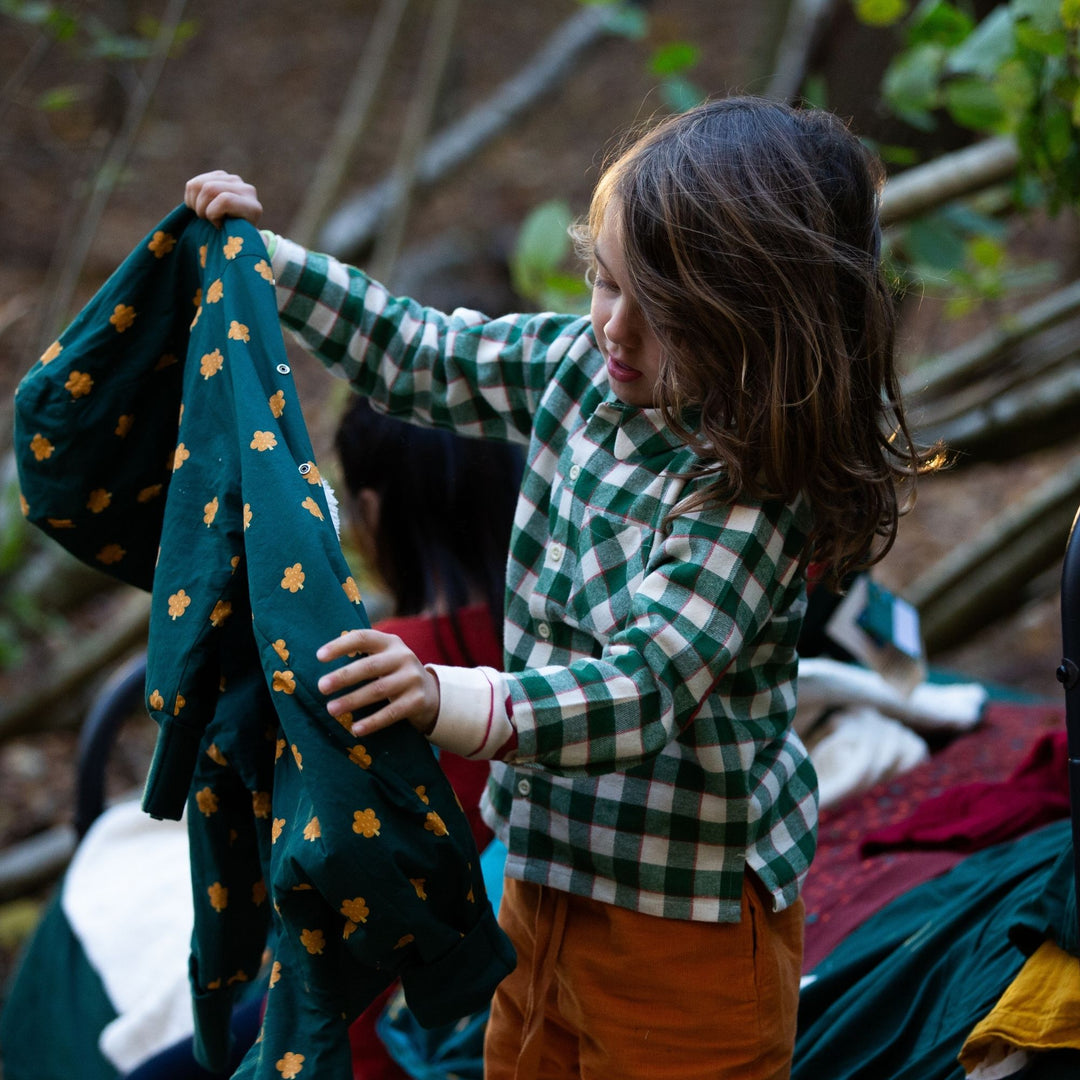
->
[184,170,263,228]
[316,629,441,737]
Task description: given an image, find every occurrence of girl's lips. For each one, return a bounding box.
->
[606,354,641,382]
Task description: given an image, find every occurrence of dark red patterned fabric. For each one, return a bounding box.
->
[802,700,1068,971]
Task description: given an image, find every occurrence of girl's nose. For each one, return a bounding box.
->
[605,296,638,346]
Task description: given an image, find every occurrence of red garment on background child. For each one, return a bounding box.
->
[349,602,501,1079]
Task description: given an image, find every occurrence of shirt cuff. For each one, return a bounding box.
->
[425,665,515,760]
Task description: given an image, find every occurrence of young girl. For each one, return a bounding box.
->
[187,96,936,1079]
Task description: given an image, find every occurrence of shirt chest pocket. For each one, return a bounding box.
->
[531,509,649,643]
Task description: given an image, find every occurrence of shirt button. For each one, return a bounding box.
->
[276,363,291,374]
[517,778,531,797]
[536,621,551,639]
[569,463,581,480]
[549,544,562,563]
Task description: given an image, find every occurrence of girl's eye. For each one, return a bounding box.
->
[591,273,617,293]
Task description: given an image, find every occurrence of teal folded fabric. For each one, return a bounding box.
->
[794,819,1074,1080]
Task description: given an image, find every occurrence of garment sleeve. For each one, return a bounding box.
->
[495,499,803,776]
[266,233,590,444]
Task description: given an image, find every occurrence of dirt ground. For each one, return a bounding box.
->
[0,0,1077,999]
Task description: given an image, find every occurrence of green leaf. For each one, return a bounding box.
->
[883,42,947,117]
[1011,0,1062,34]
[598,2,648,40]
[906,0,974,47]
[904,215,967,270]
[36,84,83,111]
[1016,23,1067,55]
[877,142,922,165]
[967,234,1005,268]
[800,74,829,109]
[649,41,700,76]
[944,5,1016,77]
[1042,100,1074,160]
[854,0,910,28]
[944,77,1008,130]
[660,75,705,114]
[512,201,576,303]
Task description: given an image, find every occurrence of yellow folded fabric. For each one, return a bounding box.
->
[959,939,1080,1073]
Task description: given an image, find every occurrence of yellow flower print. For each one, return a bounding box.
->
[137,484,162,503]
[272,639,289,662]
[190,306,202,330]
[348,744,372,769]
[352,809,381,838]
[226,970,248,986]
[207,882,228,912]
[335,711,354,732]
[86,488,111,513]
[342,576,362,603]
[110,304,136,332]
[303,817,321,841]
[173,694,186,715]
[424,811,448,836]
[96,543,126,565]
[196,787,219,816]
[272,670,296,694]
[300,928,324,956]
[200,349,224,379]
[204,496,219,526]
[115,414,134,437]
[206,279,223,303]
[168,589,191,619]
[252,791,271,819]
[467,885,475,903]
[271,817,285,843]
[149,690,164,711]
[269,960,282,988]
[275,738,286,761]
[207,979,222,991]
[230,554,241,572]
[290,744,303,770]
[199,245,207,269]
[394,934,415,950]
[228,320,250,342]
[19,493,28,517]
[65,370,93,398]
[47,518,74,529]
[40,340,62,364]
[340,897,370,924]
[155,352,179,371]
[223,235,244,259]
[250,430,277,452]
[171,443,190,471]
[206,743,227,766]
[301,496,323,521]
[30,433,54,461]
[276,1051,305,1078]
[414,785,429,805]
[254,258,274,282]
[302,462,321,485]
[343,920,358,940]
[243,503,253,530]
[209,600,232,627]
[410,878,427,900]
[269,389,285,417]
[281,563,305,592]
[148,230,176,258]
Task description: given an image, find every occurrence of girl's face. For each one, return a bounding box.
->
[590,204,663,409]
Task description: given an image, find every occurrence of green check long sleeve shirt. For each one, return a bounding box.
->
[267,234,819,922]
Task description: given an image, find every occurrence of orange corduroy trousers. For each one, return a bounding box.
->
[484,874,803,1080]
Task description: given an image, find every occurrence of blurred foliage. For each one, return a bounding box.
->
[512,0,706,309]
[852,0,1080,308]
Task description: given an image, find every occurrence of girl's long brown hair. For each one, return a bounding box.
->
[579,96,942,588]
